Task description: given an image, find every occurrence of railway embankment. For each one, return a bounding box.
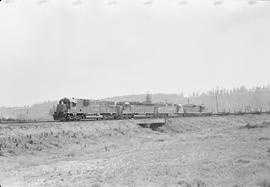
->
[1,114,270,186]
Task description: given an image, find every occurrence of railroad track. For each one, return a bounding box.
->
[1,111,269,125]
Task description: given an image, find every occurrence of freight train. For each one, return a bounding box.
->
[53,97,206,121]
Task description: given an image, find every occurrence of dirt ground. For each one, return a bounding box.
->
[0,115,270,187]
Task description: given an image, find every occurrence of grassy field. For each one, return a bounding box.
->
[0,115,270,187]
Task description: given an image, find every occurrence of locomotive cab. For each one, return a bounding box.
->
[53,98,71,121]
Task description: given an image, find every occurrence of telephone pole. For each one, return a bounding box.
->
[215,91,219,113]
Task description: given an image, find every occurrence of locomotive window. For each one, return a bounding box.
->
[72,102,76,107]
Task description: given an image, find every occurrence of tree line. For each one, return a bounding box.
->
[187,86,270,112]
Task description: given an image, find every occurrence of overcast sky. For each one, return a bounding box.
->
[0,0,270,106]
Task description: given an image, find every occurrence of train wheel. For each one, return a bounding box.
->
[76,115,82,121]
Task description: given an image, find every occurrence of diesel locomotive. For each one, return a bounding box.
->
[53,97,205,121]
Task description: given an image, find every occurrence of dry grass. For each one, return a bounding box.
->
[1,115,270,186]
[257,180,270,187]
[239,121,270,129]
[177,179,206,187]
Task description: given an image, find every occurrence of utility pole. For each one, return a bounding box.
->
[26,106,29,120]
[215,91,219,113]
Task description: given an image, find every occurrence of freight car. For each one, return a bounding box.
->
[53,97,205,121]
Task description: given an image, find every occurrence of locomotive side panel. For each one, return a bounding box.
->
[131,104,155,114]
[157,105,177,114]
[68,99,117,115]
[83,100,117,114]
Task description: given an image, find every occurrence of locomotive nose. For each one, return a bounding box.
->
[53,103,68,120]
